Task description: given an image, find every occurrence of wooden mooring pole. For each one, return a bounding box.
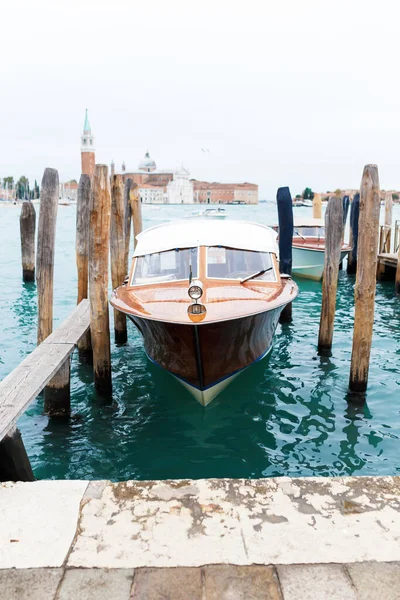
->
[277,186,293,323]
[76,174,92,361]
[0,428,34,482]
[342,195,350,231]
[318,197,343,354]
[396,232,400,295]
[19,200,36,282]
[89,164,112,394]
[44,359,70,416]
[385,191,393,233]
[37,168,59,345]
[347,192,360,274]
[111,174,127,343]
[377,192,394,280]
[338,195,349,270]
[312,193,322,220]
[77,174,91,303]
[37,169,71,415]
[130,183,143,249]
[349,165,380,396]
[124,178,133,272]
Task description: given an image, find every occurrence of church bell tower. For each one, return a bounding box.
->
[81,109,95,177]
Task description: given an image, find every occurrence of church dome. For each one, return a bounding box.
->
[139,151,156,172]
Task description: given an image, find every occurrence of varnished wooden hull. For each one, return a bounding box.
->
[110,234,299,405]
[128,305,283,405]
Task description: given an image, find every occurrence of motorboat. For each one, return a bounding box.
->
[293,199,313,208]
[291,218,351,280]
[187,207,227,219]
[58,198,72,206]
[110,220,298,406]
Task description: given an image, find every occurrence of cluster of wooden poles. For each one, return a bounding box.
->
[19,165,142,417]
[278,164,391,401]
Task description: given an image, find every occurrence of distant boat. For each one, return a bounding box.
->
[58,198,77,206]
[293,199,313,208]
[58,182,76,206]
[290,218,351,280]
[110,220,298,405]
[187,207,228,219]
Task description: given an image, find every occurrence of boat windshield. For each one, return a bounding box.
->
[132,247,198,285]
[207,247,276,281]
[294,226,325,237]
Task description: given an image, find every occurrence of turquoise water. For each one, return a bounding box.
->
[1,203,400,481]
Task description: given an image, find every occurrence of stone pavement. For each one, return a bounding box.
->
[1,563,400,599]
[2,476,400,597]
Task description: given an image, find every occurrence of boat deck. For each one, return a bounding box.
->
[113,279,296,324]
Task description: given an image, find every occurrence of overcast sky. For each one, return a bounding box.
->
[1,0,399,198]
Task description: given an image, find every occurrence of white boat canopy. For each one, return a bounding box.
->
[294,218,325,228]
[133,219,279,257]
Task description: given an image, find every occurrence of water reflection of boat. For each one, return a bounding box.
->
[111,220,298,406]
[187,207,228,219]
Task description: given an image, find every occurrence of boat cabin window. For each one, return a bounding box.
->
[132,247,198,285]
[207,247,276,281]
[294,226,325,238]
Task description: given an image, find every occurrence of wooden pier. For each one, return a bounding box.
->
[376,219,400,283]
[377,251,398,269]
[0,300,90,479]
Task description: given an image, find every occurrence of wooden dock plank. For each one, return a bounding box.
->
[0,300,91,441]
[42,299,90,345]
[377,253,398,268]
[0,344,74,440]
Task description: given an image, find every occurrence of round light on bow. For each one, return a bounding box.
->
[188,280,203,300]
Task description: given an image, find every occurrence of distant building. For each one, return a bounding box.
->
[81,109,95,177]
[124,152,175,204]
[60,180,78,201]
[139,183,166,204]
[122,151,257,204]
[0,181,14,200]
[193,181,258,204]
[124,152,173,188]
[138,151,157,173]
[167,166,194,204]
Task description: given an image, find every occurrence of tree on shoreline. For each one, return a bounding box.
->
[2,176,14,189]
[33,179,40,199]
[16,176,29,199]
[302,187,314,200]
